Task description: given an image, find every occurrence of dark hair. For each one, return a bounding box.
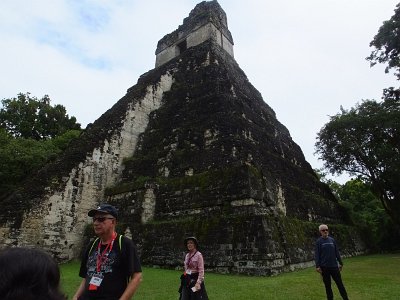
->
[184,236,199,248]
[0,247,67,300]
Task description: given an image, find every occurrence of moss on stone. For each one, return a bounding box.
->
[106,165,249,196]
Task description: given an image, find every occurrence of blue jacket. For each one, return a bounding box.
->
[315,236,343,268]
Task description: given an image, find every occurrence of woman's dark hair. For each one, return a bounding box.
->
[184,236,199,248]
[0,247,67,300]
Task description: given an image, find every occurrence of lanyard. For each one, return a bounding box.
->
[96,232,117,273]
[184,251,198,275]
[187,250,198,266]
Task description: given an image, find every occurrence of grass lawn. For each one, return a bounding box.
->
[60,253,400,299]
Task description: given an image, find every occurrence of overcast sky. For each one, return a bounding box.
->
[1,0,398,183]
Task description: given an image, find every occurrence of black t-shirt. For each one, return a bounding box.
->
[79,234,142,300]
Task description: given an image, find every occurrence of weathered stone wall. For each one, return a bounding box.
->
[104,40,364,274]
[156,22,234,67]
[0,72,175,260]
[0,1,364,275]
[113,212,363,275]
[155,0,233,67]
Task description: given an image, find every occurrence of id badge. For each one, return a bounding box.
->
[186,270,192,275]
[89,273,104,287]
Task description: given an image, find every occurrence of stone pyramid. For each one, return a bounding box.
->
[0,1,363,275]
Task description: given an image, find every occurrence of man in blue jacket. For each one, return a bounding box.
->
[315,224,349,300]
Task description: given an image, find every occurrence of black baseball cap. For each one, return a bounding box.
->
[88,204,118,219]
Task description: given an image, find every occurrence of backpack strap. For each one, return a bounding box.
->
[87,235,123,258]
[88,237,100,257]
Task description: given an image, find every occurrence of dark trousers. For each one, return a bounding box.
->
[180,282,208,300]
[321,267,349,300]
[179,273,208,300]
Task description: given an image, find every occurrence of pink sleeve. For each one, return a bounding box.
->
[196,253,205,284]
[184,253,189,271]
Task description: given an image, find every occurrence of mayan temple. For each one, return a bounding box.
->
[0,1,363,275]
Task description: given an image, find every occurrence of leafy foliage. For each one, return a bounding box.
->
[0,128,81,196]
[0,92,80,140]
[315,93,400,225]
[0,93,82,196]
[367,3,400,79]
[317,173,399,250]
[338,179,395,249]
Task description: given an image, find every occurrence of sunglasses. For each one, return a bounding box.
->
[320,229,329,232]
[92,216,115,222]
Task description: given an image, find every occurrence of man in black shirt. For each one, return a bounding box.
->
[73,204,142,300]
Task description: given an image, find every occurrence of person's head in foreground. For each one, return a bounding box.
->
[0,247,66,300]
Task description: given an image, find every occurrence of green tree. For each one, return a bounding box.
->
[0,93,82,196]
[315,94,400,226]
[367,3,400,79]
[0,92,80,140]
[0,128,81,197]
[316,171,398,250]
[338,179,393,249]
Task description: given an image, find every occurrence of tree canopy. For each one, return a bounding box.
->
[316,2,400,228]
[317,171,398,250]
[0,93,81,140]
[367,3,400,79]
[315,92,400,225]
[0,93,82,197]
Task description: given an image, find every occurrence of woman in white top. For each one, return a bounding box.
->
[179,237,209,300]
